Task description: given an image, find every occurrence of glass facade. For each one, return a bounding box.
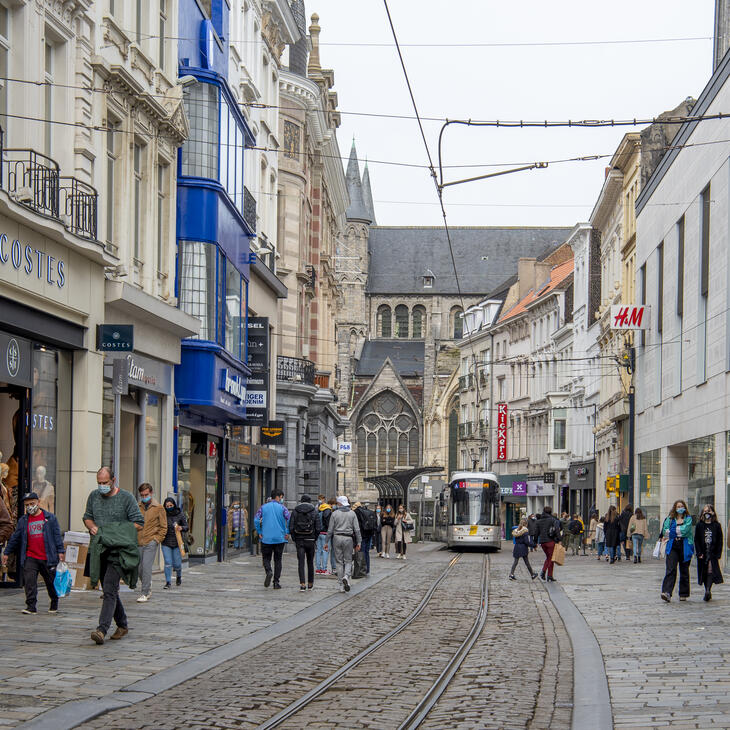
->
[687,436,714,522]
[639,449,661,541]
[226,464,250,554]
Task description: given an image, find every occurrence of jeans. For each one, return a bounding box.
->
[632,534,644,558]
[374,525,382,553]
[98,562,127,634]
[261,542,285,584]
[23,556,57,611]
[295,540,315,585]
[361,535,372,573]
[381,525,393,555]
[510,555,534,576]
[315,534,328,571]
[161,545,182,583]
[596,541,605,558]
[332,534,354,585]
[540,541,555,577]
[606,545,618,561]
[138,540,159,595]
[662,539,690,597]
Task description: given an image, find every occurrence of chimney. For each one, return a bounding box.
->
[714,0,730,70]
[534,261,553,293]
[517,258,537,300]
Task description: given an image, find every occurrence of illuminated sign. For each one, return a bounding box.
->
[496,403,508,461]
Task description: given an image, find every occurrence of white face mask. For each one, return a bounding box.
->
[26,504,40,515]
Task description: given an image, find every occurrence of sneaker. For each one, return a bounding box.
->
[679,596,687,601]
[299,585,307,592]
[531,572,539,580]
[661,592,671,602]
[91,630,105,645]
[110,626,128,640]
[339,585,346,593]
[343,577,351,592]
[48,607,58,614]
[273,582,282,590]
[163,582,171,590]
[176,576,182,586]
[264,571,273,587]
[546,576,556,582]
[540,572,545,581]
[307,584,314,590]
[22,608,36,615]
[509,575,516,581]
[136,593,150,603]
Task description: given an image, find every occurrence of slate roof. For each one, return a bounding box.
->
[355,340,425,377]
[498,259,574,323]
[367,226,573,295]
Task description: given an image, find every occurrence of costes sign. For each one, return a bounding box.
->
[0,233,66,288]
[496,403,508,461]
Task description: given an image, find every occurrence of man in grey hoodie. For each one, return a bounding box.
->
[326,495,361,593]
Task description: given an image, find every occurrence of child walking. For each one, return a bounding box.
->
[509,519,538,580]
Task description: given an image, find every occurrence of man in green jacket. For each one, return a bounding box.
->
[83,467,143,645]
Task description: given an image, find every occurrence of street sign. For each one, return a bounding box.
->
[610,305,650,330]
[97,324,134,351]
[338,441,352,454]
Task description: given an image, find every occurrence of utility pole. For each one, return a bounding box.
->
[628,346,636,507]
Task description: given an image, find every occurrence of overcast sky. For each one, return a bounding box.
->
[307,0,716,227]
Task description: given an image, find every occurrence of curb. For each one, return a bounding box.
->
[17,566,401,730]
[545,581,614,730]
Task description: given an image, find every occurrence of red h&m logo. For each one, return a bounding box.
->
[496,403,508,461]
[610,305,650,330]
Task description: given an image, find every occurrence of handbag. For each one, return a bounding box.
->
[652,538,668,559]
[175,528,187,559]
[551,542,566,566]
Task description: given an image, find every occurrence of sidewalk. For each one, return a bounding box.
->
[552,549,730,729]
[0,545,411,728]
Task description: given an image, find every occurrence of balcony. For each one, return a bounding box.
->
[1,142,99,241]
[243,186,256,233]
[478,419,489,436]
[277,355,315,385]
[458,421,474,439]
[459,373,474,392]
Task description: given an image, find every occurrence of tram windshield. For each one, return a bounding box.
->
[450,479,500,525]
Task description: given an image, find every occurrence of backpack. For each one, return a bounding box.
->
[548,520,559,539]
[291,506,316,538]
[360,508,377,534]
[568,519,582,535]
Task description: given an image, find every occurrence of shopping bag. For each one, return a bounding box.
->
[652,538,668,559]
[352,550,367,579]
[551,542,566,566]
[175,529,187,559]
[53,561,72,597]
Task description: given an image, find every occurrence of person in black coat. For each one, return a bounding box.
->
[603,506,622,564]
[535,506,561,582]
[618,504,633,560]
[509,519,538,580]
[162,497,188,588]
[527,514,539,552]
[695,504,724,602]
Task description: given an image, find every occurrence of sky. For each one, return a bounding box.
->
[305,0,716,227]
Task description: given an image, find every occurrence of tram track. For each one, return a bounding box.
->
[256,552,489,730]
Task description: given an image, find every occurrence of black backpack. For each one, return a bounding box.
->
[568,519,582,535]
[360,508,377,534]
[291,506,316,537]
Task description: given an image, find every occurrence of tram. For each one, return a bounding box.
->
[433,471,502,549]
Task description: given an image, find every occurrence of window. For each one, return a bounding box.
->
[553,409,566,450]
[0,4,9,124]
[412,305,425,339]
[159,0,166,70]
[498,377,505,401]
[452,307,464,339]
[133,143,143,261]
[44,42,53,156]
[179,241,218,341]
[395,305,408,338]
[700,184,711,298]
[423,274,434,288]
[377,305,391,338]
[182,82,219,180]
[225,257,242,358]
[157,164,167,273]
[657,242,664,335]
[105,122,119,250]
[676,216,684,316]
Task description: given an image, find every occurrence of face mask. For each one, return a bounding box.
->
[165,506,175,513]
[704,513,713,521]
[98,484,112,496]
[386,508,391,513]
[26,504,39,515]
[376,509,381,513]
[141,495,152,504]
[676,507,686,515]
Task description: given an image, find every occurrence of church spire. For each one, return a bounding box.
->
[361,159,376,225]
[345,139,372,224]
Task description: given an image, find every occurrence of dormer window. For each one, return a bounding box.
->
[423,269,435,289]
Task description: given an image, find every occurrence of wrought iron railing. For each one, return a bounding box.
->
[60,177,98,240]
[4,148,60,219]
[277,355,315,385]
[459,373,474,391]
[243,186,256,232]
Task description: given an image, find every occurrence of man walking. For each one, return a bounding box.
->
[326,495,361,593]
[289,495,321,591]
[136,483,167,603]
[2,492,65,614]
[254,489,290,589]
[83,467,143,645]
[354,501,377,575]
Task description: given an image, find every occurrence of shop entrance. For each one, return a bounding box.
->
[0,384,30,587]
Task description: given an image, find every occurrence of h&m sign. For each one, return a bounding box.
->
[610,305,650,330]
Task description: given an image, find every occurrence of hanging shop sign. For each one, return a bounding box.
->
[338,441,352,454]
[246,317,269,373]
[496,403,508,461]
[97,324,134,352]
[0,331,32,387]
[260,420,286,445]
[304,444,321,460]
[241,372,268,427]
[610,305,650,330]
[527,480,555,497]
[512,481,527,496]
[543,472,555,484]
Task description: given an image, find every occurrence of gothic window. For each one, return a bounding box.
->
[448,407,459,476]
[395,305,409,338]
[356,391,419,479]
[377,304,392,337]
[451,306,464,339]
[412,305,426,339]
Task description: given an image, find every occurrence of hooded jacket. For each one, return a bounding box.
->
[662,514,694,562]
[512,526,533,558]
[535,513,561,544]
[318,503,332,534]
[162,504,189,548]
[289,502,322,542]
[254,500,291,545]
[4,509,64,568]
[327,506,362,546]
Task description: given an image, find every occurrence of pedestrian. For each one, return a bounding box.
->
[567,514,583,556]
[84,467,144,645]
[618,504,634,561]
[354,501,377,574]
[374,505,383,554]
[527,513,539,552]
[393,504,414,560]
[660,499,694,603]
[161,497,188,589]
[535,505,561,582]
[380,503,395,558]
[326,495,361,593]
[136,483,168,603]
[315,496,332,574]
[628,507,649,563]
[2,492,65,614]
[588,512,598,554]
[254,489,290,589]
[595,516,606,560]
[289,494,321,592]
[509,518,538,580]
[604,506,622,564]
[327,497,338,574]
[695,504,722,602]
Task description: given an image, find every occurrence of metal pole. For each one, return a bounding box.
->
[487,333,494,471]
[113,392,121,481]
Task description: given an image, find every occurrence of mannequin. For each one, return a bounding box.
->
[32,465,55,513]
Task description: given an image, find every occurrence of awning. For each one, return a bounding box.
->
[365,466,444,503]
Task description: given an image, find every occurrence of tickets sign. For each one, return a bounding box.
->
[496,403,508,461]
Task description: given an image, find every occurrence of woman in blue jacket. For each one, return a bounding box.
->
[509,518,538,580]
[660,499,694,603]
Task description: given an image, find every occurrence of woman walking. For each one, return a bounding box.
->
[393,504,414,560]
[695,504,723,602]
[628,507,649,563]
[660,499,694,602]
[509,519,538,580]
[588,511,598,554]
[603,506,622,564]
[161,497,188,589]
[380,504,395,558]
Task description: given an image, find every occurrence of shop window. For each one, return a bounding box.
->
[639,449,661,541]
[227,464,250,554]
[687,436,714,522]
[225,257,242,359]
[179,240,219,342]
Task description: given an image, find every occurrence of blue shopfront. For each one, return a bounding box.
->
[174,1,257,562]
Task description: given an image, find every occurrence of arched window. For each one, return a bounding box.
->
[395,305,409,338]
[377,305,392,337]
[412,305,426,339]
[448,408,459,476]
[451,307,464,339]
[355,391,419,479]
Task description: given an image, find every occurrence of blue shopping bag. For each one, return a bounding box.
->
[53,562,72,597]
